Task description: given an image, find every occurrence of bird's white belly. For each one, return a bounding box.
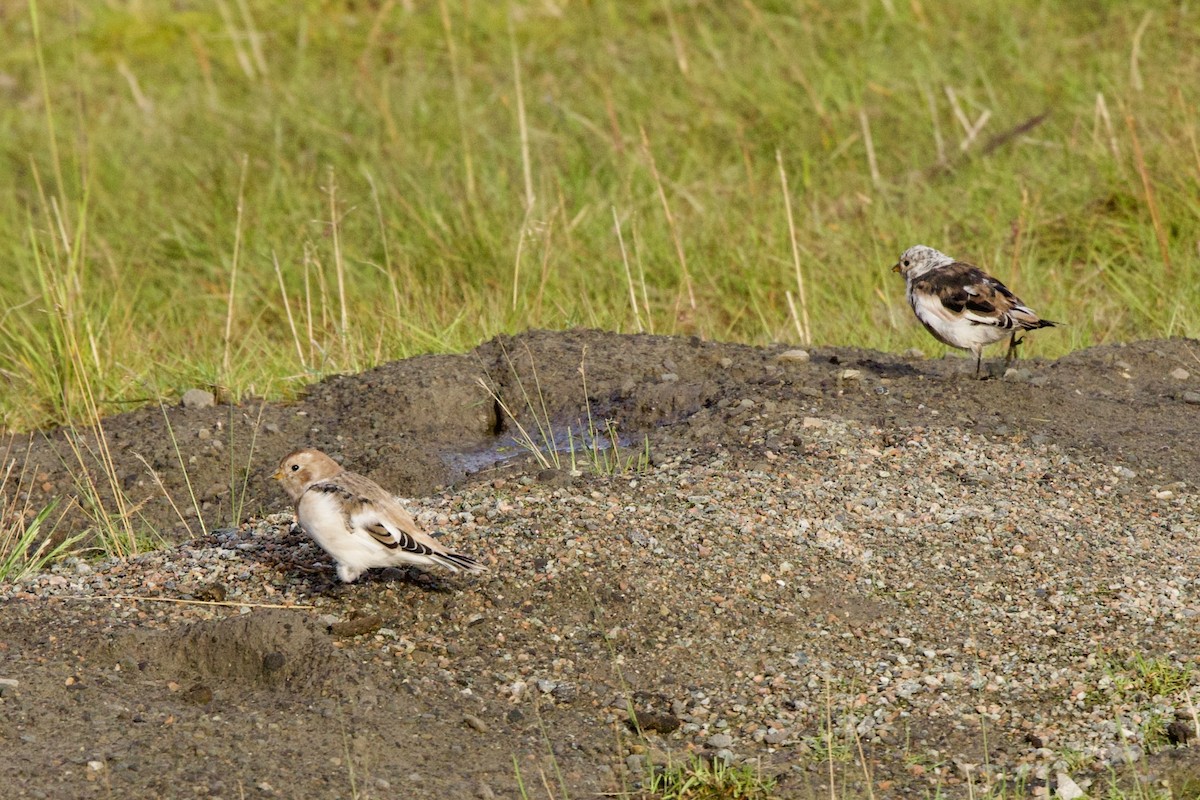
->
[297,491,383,576]
[910,291,1008,351]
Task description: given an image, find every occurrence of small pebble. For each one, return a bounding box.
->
[462,714,489,734]
[181,388,215,409]
[776,349,810,363]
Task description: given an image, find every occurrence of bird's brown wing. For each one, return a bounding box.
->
[323,472,456,556]
[913,262,1051,330]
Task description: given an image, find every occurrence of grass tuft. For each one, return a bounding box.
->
[640,755,777,800]
[479,345,650,476]
[0,440,82,583]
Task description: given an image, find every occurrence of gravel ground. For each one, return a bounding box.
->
[2,331,1200,799]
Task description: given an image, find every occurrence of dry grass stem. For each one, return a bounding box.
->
[1124,108,1172,275]
[66,595,316,610]
[859,108,881,187]
[611,206,644,332]
[510,14,535,213]
[222,154,249,379]
[1094,92,1121,160]
[777,151,812,344]
[1129,11,1152,92]
[640,125,696,311]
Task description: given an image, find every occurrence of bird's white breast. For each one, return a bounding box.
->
[297,489,386,573]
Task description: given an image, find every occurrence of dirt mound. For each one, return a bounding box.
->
[106,609,343,693]
[6,331,1199,546]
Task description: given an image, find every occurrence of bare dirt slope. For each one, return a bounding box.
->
[2,330,1200,799]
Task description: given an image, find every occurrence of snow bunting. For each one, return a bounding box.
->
[892,245,1057,377]
[273,448,486,583]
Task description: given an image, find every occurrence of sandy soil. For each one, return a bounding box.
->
[2,330,1200,799]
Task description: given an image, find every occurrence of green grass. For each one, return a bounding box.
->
[641,756,778,800]
[2,0,1199,431]
[1104,652,1195,702]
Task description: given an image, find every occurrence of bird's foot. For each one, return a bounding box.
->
[1005,334,1025,366]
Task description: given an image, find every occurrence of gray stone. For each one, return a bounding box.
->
[776,349,810,363]
[1183,391,1200,405]
[181,388,215,409]
[550,682,577,703]
[1004,367,1033,382]
[706,732,733,749]
[1105,743,1143,765]
[1170,367,1190,380]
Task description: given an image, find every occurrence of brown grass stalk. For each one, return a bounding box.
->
[777,151,812,344]
[612,206,644,332]
[222,154,249,379]
[438,0,476,203]
[858,108,881,187]
[1124,108,1172,275]
[640,125,696,311]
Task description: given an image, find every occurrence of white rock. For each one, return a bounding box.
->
[1170,367,1190,380]
[1055,772,1084,800]
[776,349,810,363]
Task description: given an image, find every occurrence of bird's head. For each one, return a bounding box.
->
[891,245,953,278]
[274,448,342,502]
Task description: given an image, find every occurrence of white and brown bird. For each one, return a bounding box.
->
[892,245,1057,377]
[273,448,486,583]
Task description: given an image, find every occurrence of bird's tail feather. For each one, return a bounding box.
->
[433,551,487,573]
[1012,306,1058,330]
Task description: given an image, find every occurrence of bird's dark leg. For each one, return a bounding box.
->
[1005,333,1024,368]
[974,349,983,379]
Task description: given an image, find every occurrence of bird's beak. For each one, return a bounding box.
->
[891,262,901,273]
[272,470,283,481]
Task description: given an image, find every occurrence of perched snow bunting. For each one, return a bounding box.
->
[892,245,1057,377]
[273,448,486,583]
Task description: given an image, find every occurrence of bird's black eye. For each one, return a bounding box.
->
[903,260,910,267]
[290,464,300,472]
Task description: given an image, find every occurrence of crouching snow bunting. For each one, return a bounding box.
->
[274,448,486,583]
[892,245,1057,377]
